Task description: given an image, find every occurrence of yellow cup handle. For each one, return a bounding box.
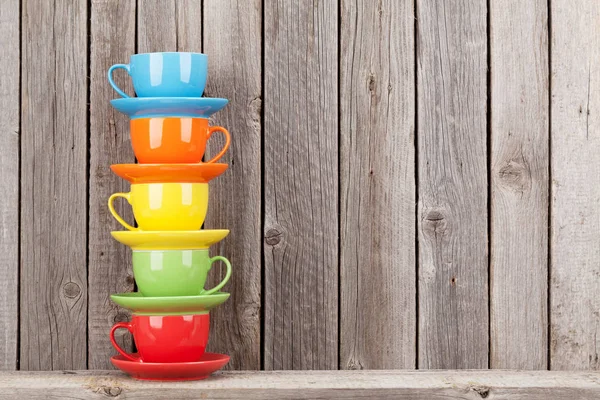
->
[203,256,232,295]
[108,193,138,231]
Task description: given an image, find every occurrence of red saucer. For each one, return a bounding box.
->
[111,352,230,381]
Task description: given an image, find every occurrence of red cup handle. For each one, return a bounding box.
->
[110,322,139,362]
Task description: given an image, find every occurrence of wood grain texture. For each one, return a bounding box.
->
[203,0,262,370]
[1,370,600,399]
[138,0,202,54]
[264,0,338,370]
[0,0,20,371]
[20,0,88,370]
[88,0,136,369]
[490,0,549,369]
[340,0,416,369]
[550,0,600,370]
[417,0,489,369]
[137,0,177,53]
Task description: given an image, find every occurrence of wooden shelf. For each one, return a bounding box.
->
[1,370,599,399]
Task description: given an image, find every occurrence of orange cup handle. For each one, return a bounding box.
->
[205,126,231,163]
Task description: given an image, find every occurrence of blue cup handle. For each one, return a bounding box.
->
[108,64,131,98]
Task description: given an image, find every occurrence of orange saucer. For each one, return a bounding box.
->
[111,163,228,184]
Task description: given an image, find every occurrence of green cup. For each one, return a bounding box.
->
[132,249,232,297]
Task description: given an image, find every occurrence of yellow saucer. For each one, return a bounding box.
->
[111,230,229,250]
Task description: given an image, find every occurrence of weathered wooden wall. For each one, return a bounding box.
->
[1,0,599,371]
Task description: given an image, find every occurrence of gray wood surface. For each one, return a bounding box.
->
[88,0,136,370]
[137,0,202,52]
[8,0,600,374]
[20,0,88,370]
[416,0,489,369]
[174,0,203,52]
[264,0,339,370]
[137,0,202,54]
[203,0,262,370]
[550,0,600,370]
[1,370,600,399]
[340,0,416,369]
[0,0,19,371]
[490,0,549,369]
[137,0,177,53]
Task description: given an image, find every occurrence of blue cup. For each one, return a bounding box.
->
[108,52,208,98]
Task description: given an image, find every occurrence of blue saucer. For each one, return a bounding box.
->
[110,97,228,119]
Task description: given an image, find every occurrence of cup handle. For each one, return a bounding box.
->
[203,256,232,295]
[110,322,140,362]
[204,126,231,163]
[108,64,131,98]
[108,193,138,231]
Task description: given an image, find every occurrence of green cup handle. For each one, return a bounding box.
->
[203,256,232,295]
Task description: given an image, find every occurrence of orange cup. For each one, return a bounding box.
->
[130,117,230,164]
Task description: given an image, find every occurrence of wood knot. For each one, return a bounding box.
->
[125,275,135,285]
[346,359,364,370]
[63,282,81,298]
[249,96,262,116]
[85,379,124,398]
[114,313,129,323]
[103,386,122,397]
[498,159,530,193]
[425,211,444,222]
[368,74,376,92]
[422,209,450,238]
[470,385,490,398]
[265,228,282,246]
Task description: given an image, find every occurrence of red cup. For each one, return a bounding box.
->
[110,314,209,363]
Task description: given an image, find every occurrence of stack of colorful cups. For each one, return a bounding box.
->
[105,52,231,381]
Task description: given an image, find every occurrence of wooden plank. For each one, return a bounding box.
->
[1,370,600,399]
[88,0,136,369]
[137,0,177,53]
[20,0,88,370]
[416,0,488,368]
[550,0,600,370]
[339,0,415,369]
[138,0,202,54]
[203,0,262,370]
[264,0,338,369]
[489,0,549,369]
[0,0,19,372]
[174,0,203,52]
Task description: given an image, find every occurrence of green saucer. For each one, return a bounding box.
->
[110,292,230,316]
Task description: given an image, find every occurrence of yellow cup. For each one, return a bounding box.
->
[108,183,208,231]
